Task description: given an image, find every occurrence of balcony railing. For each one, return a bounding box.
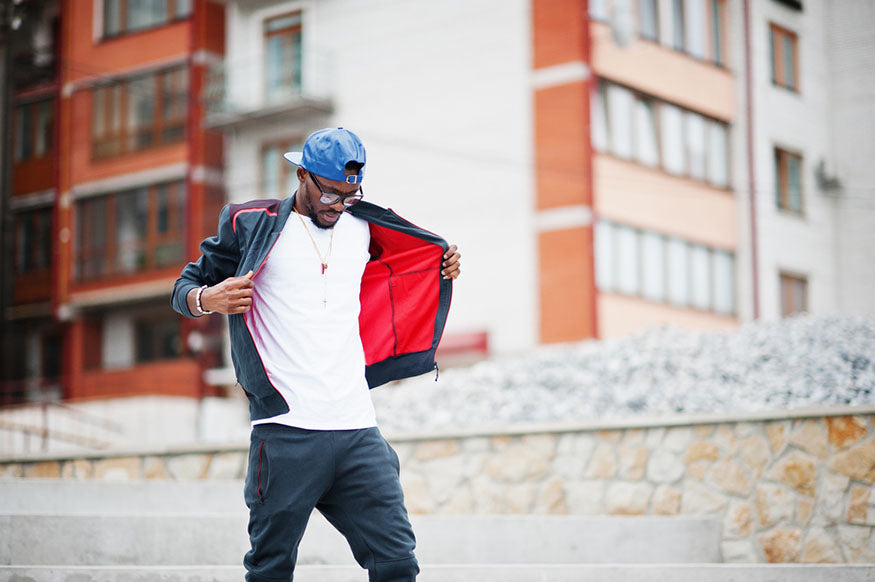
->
[0,376,62,408]
[0,377,126,453]
[203,50,335,130]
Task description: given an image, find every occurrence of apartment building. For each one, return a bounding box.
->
[743,0,875,320]
[1,0,872,433]
[533,0,739,342]
[537,0,874,339]
[2,0,62,406]
[2,0,227,408]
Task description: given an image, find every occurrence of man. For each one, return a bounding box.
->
[171,127,460,581]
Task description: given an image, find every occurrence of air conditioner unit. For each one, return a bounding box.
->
[815,159,842,197]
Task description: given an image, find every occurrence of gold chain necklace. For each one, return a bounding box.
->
[293,208,334,274]
[293,208,334,308]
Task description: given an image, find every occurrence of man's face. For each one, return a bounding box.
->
[295,168,361,229]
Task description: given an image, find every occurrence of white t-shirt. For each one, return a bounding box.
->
[245,211,377,430]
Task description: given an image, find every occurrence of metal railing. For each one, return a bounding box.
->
[0,378,123,452]
[202,50,336,119]
[0,377,62,408]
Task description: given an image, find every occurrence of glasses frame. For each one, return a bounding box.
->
[309,173,363,207]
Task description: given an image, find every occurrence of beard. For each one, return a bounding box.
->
[303,198,338,230]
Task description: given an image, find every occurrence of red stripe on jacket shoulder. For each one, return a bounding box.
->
[231,205,279,232]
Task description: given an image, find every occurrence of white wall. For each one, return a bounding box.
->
[827,0,875,315]
[729,0,754,323]
[749,0,841,320]
[222,0,537,355]
[0,396,203,456]
[733,0,875,322]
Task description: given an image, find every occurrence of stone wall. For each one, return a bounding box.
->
[2,407,875,564]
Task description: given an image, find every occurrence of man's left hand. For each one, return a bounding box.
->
[442,244,461,280]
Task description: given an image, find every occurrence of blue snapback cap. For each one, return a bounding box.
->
[283,127,366,184]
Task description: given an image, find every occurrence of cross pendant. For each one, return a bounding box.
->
[321,263,327,274]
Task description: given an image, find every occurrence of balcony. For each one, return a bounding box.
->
[74,359,204,400]
[590,21,735,122]
[203,50,335,131]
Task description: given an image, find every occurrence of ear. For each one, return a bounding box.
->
[296,167,308,183]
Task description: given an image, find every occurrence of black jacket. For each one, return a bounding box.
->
[171,196,452,421]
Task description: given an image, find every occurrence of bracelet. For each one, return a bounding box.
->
[195,285,214,316]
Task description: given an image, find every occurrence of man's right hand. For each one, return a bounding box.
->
[190,270,255,315]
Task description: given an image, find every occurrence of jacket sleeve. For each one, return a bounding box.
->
[171,204,242,318]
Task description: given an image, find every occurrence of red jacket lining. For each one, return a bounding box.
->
[360,223,442,364]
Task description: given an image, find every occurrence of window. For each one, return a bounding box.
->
[641,231,665,301]
[594,221,615,291]
[616,225,640,295]
[590,83,609,152]
[779,272,807,317]
[769,23,799,91]
[660,104,686,175]
[666,237,690,306]
[36,101,53,157]
[14,99,54,162]
[75,181,185,280]
[261,139,303,197]
[632,0,730,64]
[103,0,192,38]
[593,79,730,188]
[14,105,32,161]
[154,182,186,265]
[42,332,63,381]
[264,12,303,103]
[76,196,108,280]
[114,187,148,272]
[590,0,608,20]
[686,112,707,181]
[689,244,712,310]
[639,0,659,41]
[607,84,635,160]
[92,66,187,159]
[684,0,705,59]
[650,0,726,65]
[707,122,729,188]
[671,0,685,51]
[710,0,726,66]
[1,325,63,404]
[161,68,188,143]
[134,313,183,363]
[634,99,659,168]
[712,250,734,315]
[595,220,736,315]
[14,207,53,274]
[127,76,157,150]
[775,148,803,214]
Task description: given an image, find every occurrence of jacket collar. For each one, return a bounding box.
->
[275,195,296,232]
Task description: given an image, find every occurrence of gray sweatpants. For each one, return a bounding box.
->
[243,423,419,581]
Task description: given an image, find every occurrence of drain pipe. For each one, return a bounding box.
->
[743,0,760,320]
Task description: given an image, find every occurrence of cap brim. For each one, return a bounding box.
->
[283,152,304,166]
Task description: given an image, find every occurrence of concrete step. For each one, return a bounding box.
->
[0,479,245,515]
[0,512,722,565]
[3,564,875,582]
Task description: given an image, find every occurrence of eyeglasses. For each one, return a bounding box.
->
[310,174,364,207]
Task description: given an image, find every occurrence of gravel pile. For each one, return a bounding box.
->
[371,315,875,433]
